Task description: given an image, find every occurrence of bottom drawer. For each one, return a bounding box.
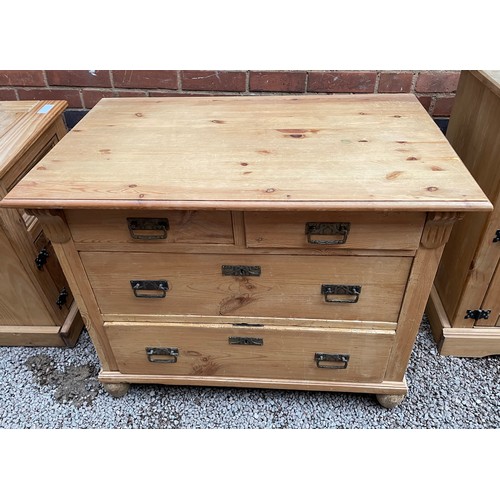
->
[105,322,394,383]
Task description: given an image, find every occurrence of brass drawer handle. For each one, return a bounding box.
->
[146,347,178,363]
[315,353,350,369]
[127,218,169,240]
[130,280,169,298]
[222,265,261,276]
[228,336,264,346]
[305,222,350,245]
[321,284,361,303]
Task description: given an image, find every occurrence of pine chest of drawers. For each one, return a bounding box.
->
[1,95,491,407]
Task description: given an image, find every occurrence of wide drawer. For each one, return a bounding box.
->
[244,212,425,250]
[82,252,412,322]
[66,210,234,245]
[105,322,395,383]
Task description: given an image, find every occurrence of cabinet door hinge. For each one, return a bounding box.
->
[493,230,500,243]
[35,248,49,270]
[56,287,68,309]
[464,309,491,320]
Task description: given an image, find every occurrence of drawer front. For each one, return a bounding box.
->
[82,252,412,322]
[106,322,395,383]
[67,210,234,245]
[244,212,425,250]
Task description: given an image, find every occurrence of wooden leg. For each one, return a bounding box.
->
[376,393,405,409]
[102,382,130,398]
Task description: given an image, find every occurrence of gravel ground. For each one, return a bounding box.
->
[0,315,499,429]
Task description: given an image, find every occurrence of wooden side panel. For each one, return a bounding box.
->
[386,213,457,380]
[27,209,115,365]
[82,252,412,322]
[105,322,395,383]
[434,70,500,326]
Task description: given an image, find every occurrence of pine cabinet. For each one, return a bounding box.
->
[0,101,82,346]
[427,71,500,356]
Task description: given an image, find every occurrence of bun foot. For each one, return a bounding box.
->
[102,382,130,398]
[376,393,405,409]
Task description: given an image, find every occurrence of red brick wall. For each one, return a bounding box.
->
[0,70,460,117]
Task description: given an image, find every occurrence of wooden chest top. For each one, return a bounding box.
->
[472,70,500,97]
[1,95,491,212]
[0,100,67,180]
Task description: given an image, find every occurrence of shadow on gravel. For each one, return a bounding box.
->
[25,354,100,408]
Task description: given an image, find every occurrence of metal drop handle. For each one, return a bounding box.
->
[321,284,361,303]
[146,347,179,363]
[130,280,169,298]
[305,222,350,245]
[127,218,169,240]
[315,353,350,369]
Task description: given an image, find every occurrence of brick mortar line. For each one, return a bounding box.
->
[374,71,381,93]
[415,92,457,97]
[177,71,182,92]
[428,95,437,115]
[109,70,115,91]
[410,71,419,93]
[42,70,49,88]
[304,71,309,93]
[16,85,176,93]
[16,89,460,98]
[245,71,250,94]
[9,86,458,97]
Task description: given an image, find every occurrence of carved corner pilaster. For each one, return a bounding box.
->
[26,209,71,244]
[420,212,463,249]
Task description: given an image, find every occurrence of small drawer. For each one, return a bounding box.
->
[105,322,395,383]
[82,252,412,323]
[244,212,425,250]
[66,210,234,246]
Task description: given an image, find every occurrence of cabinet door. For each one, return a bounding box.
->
[476,259,500,326]
[0,227,55,325]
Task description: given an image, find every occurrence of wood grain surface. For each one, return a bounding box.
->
[81,252,412,322]
[0,100,67,179]
[1,95,491,212]
[105,321,395,383]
